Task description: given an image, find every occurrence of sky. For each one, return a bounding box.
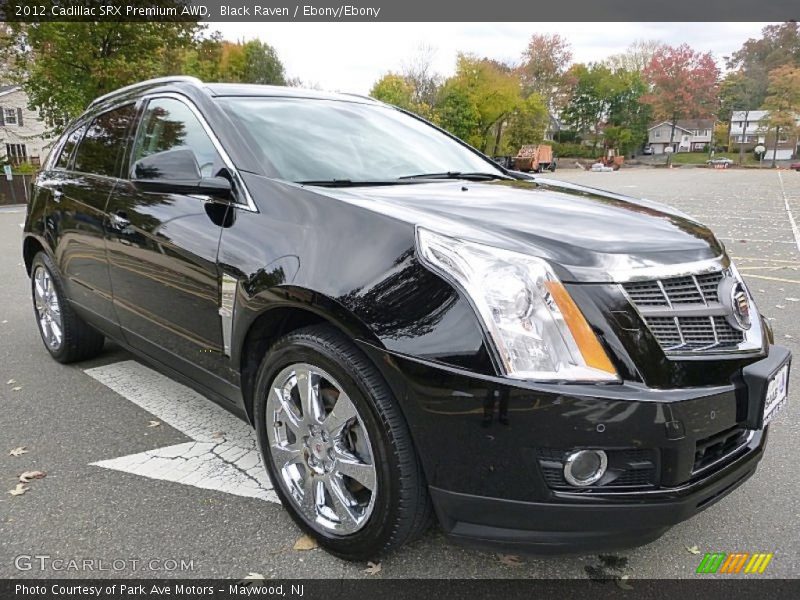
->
[212,22,776,94]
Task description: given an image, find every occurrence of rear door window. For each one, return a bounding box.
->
[73,104,137,177]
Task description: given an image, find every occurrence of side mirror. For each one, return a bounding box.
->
[132,149,231,199]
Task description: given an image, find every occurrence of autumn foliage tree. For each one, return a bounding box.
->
[643,44,719,165]
[518,33,573,111]
[761,65,800,167]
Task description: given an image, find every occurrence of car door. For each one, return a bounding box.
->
[45,104,137,330]
[105,95,232,377]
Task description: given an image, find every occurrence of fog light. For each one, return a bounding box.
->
[563,449,608,487]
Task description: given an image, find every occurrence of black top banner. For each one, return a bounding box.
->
[0,0,798,22]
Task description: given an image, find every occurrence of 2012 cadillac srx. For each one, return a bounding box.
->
[23,77,791,560]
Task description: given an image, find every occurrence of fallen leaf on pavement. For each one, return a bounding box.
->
[497,553,523,567]
[685,545,701,555]
[11,386,22,392]
[8,483,29,496]
[147,420,161,428]
[211,431,226,439]
[19,471,46,483]
[615,575,633,590]
[293,534,318,551]
[6,379,16,385]
[9,447,28,457]
[364,561,382,575]
[242,572,265,580]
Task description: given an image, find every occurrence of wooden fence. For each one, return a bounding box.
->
[0,174,35,206]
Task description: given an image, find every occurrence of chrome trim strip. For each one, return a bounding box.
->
[218,273,237,357]
[139,92,258,213]
[691,274,708,306]
[609,254,729,283]
[89,76,203,108]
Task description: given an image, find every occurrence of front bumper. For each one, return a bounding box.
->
[358,341,789,554]
[431,428,764,553]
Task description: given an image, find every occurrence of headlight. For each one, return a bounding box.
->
[415,227,618,382]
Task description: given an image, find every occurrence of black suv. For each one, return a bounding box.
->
[23,77,791,560]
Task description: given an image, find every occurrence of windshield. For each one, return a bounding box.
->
[217,97,504,183]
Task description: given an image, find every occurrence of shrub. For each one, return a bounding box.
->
[551,142,597,158]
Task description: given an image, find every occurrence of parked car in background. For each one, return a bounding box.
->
[23,77,791,560]
[790,161,800,172]
[642,145,654,155]
[707,157,734,168]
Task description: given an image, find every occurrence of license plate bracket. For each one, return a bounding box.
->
[742,346,791,430]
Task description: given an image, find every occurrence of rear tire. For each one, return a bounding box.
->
[30,252,104,363]
[253,324,431,560]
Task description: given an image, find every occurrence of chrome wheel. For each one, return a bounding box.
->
[33,265,63,351]
[266,363,377,535]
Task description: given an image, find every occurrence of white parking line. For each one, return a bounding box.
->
[84,360,279,503]
[778,171,800,254]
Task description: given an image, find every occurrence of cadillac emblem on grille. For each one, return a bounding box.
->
[728,281,752,330]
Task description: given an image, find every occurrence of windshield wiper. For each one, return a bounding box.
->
[297,179,406,187]
[399,171,510,181]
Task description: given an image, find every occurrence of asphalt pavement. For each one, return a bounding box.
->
[1,168,798,579]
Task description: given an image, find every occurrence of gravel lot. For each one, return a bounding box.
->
[1,168,798,579]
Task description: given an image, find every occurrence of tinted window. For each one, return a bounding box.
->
[55,126,85,170]
[131,98,222,179]
[73,104,136,177]
[218,97,503,183]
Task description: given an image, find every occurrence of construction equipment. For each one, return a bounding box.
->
[596,148,624,170]
[513,144,556,173]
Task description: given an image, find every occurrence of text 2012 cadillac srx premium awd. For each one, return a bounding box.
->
[23,78,791,560]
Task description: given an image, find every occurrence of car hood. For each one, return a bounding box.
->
[311,178,724,283]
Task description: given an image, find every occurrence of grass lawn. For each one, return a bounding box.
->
[669,152,760,166]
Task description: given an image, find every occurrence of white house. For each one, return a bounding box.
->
[730,110,799,161]
[647,119,714,154]
[0,85,49,166]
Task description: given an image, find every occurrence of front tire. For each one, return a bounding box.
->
[30,252,104,363]
[253,324,431,560]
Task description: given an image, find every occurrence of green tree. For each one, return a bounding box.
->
[719,70,767,164]
[436,82,481,142]
[183,38,286,85]
[447,54,522,152]
[370,73,415,110]
[504,93,549,153]
[561,64,649,154]
[242,40,286,85]
[9,21,201,131]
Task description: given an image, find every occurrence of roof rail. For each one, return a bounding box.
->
[340,92,380,103]
[88,76,204,108]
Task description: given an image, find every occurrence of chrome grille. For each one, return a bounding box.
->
[623,270,746,353]
[645,316,744,350]
[624,272,722,307]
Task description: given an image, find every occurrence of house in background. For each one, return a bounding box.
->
[0,85,49,166]
[544,114,563,142]
[729,110,799,161]
[647,119,714,154]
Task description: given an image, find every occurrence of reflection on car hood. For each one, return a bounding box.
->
[313,177,724,282]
